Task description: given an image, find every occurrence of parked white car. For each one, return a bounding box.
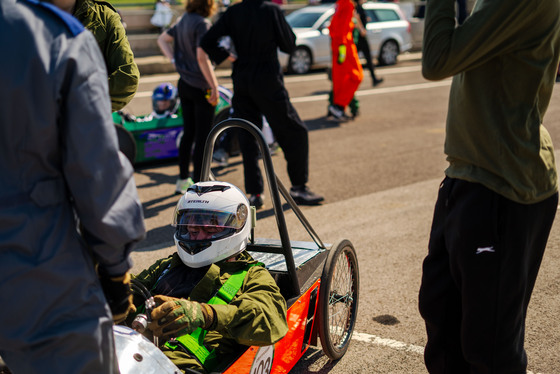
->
[279,2,412,74]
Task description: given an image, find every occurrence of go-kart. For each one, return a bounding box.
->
[115,118,360,374]
[113,86,233,165]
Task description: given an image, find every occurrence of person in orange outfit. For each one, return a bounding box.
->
[328,0,363,120]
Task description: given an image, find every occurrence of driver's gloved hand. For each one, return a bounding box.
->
[148,295,215,339]
[99,270,135,324]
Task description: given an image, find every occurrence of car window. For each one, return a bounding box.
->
[286,11,324,28]
[364,9,379,23]
[372,9,400,22]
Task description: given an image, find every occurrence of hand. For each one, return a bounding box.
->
[148,297,214,339]
[205,88,219,106]
[98,271,135,324]
[337,44,346,64]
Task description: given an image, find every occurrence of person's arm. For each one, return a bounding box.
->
[59,30,145,276]
[197,47,219,105]
[353,9,366,36]
[157,30,175,66]
[200,11,235,64]
[210,266,288,346]
[103,9,140,112]
[422,0,536,80]
[272,6,296,54]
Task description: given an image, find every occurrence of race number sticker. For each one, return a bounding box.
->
[249,345,274,374]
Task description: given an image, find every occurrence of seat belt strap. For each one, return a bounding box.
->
[165,263,261,371]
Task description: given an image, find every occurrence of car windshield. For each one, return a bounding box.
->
[286,11,324,28]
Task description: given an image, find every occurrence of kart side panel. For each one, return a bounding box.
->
[223,279,321,374]
[112,86,233,164]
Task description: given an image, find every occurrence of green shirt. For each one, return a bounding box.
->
[133,252,288,373]
[74,0,139,111]
[422,0,560,203]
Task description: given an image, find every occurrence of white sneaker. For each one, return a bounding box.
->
[175,177,194,195]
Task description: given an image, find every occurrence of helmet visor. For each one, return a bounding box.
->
[172,207,247,242]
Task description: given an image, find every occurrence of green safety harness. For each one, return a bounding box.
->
[164,263,261,371]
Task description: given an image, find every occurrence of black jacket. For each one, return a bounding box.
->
[200,0,295,71]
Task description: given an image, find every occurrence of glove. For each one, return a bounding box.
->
[148,295,215,339]
[99,270,135,324]
[337,44,346,64]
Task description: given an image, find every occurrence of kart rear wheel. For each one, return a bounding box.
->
[115,124,137,165]
[318,239,359,360]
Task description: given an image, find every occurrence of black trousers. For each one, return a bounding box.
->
[177,79,215,181]
[418,177,557,373]
[232,66,309,194]
[356,34,376,81]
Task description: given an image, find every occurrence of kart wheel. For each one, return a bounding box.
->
[318,239,359,360]
[115,124,136,165]
[214,106,231,125]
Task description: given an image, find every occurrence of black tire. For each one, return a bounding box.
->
[115,124,137,165]
[213,106,231,125]
[288,46,312,75]
[318,239,360,360]
[378,40,399,66]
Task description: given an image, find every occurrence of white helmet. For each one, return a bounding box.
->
[171,181,251,268]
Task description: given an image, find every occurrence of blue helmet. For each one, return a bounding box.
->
[152,83,178,117]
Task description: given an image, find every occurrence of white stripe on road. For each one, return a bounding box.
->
[135,79,451,101]
[136,65,425,98]
[290,80,452,103]
[351,331,544,374]
[351,331,424,354]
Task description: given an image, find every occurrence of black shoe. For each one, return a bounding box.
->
[290,185,324,205]
[373,77,384,87]
[249,194,264,209]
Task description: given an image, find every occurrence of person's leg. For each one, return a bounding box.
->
[457,185,557,373]
[232,89,264,196]
[419,177,469,374]
[420,178,558,373]
[177,79,195,181]
[358,35,379,84]
[253,81,309,188]
[190,87,215,182]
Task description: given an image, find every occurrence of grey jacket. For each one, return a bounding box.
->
[0,0,145,372]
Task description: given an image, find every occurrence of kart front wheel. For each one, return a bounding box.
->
[318,239,360,360]
[115,124,137,165]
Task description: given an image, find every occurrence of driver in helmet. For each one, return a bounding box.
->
[129,181,288,373]
[151,82,179,118]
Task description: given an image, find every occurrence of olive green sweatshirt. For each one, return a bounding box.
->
[74,0,139,111]
[422,0,560,203]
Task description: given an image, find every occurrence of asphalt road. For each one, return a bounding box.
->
[126,53,560,374]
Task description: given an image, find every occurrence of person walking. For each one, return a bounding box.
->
[353,0,383,87]
[327,0,364,120]
[157,0,221,194]
[0,1,146,373]
[200,0,324,208]
[418,0,560,372]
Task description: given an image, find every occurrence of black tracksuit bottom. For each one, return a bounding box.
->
[231,63,309,195]
[177,79,215,181]
[418,177,557,373]
[356,34,376,82]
